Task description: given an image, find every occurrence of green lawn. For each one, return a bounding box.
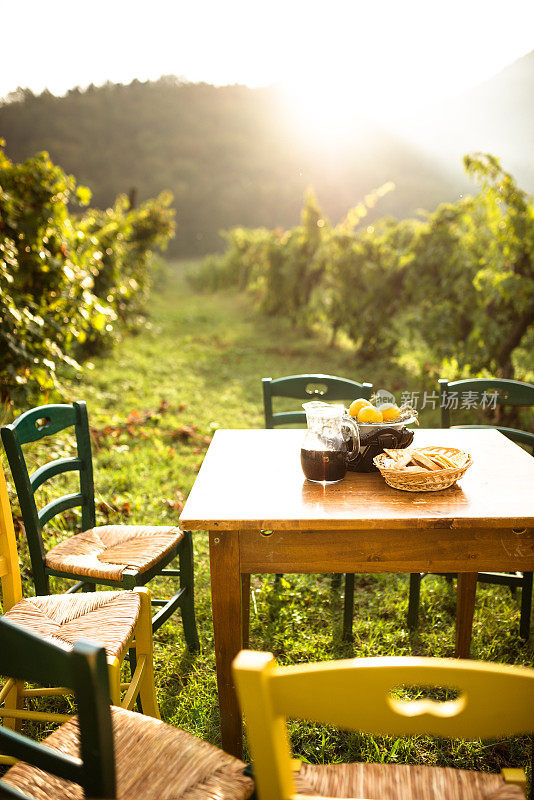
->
[4,260,534,777]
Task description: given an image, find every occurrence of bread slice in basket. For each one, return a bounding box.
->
[382,447,470,472]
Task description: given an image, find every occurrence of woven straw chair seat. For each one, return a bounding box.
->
[3,705,255,800]
[4,591,140,660]
[294,761,524,800]
[44,525,184,581]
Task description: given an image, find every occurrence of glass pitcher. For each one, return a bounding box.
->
[301,401,360,483]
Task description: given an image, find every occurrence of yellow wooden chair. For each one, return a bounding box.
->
[0,461,159,763]
[234,650,534,800]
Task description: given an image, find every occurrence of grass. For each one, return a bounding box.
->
[3,259,534,777]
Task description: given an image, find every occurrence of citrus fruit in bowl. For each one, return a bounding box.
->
[357,405,383,424]
[349,398,372,417]
[348,397,417,434]
[379,403,401,422]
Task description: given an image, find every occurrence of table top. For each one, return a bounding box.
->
[179,428,534,531]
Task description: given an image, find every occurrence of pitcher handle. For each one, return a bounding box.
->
[342,415,360,463]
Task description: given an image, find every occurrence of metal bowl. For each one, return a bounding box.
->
[354,415,417,435]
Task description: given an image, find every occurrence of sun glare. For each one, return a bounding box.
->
[286,78,370,140]
[276,25,434,142]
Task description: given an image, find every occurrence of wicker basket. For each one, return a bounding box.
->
[373,447,473,492]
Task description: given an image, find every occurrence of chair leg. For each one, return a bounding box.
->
[178,530,200,652]
[0,679,23,763]
[127,646,143,713]
[135,588,161,719]
[407,573,422,629]
[1,678,23,732]
[342,574,355,641]
[520,572,533,641]
[107,658,122,707]
[331,573,342,590]
[241,574,251,650]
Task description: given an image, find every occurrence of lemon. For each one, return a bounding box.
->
[349,398,372,417]
[357,405,383,423]
[379,403,401,422]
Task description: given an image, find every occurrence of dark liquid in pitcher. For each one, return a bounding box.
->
[301,448,346,483]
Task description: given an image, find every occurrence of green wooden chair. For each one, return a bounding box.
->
[0,402,199,648]
[0,616,255,800]
[262,374,373,429]
[439,378,534,455]
[408,378,534,639]
[0,616,117,799]
[0,459,159,744]
[262,374,373,640]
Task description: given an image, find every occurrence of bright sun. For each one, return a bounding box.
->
[276,29,424,141]
[285,78,371,139]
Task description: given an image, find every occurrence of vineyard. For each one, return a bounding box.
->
[1,147,533,414]
[191,154,534,386]
[0,143,175,402]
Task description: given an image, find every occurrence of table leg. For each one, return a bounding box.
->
[342,573,355,641]
[455,572,477,659]
[241,574,251,649]
[209,531,243,758]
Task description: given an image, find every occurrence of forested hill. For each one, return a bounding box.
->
[0,78,460,255]
[0,75,501,256]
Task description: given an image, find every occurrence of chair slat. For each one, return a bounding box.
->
[30,458,83,493]
[5,405,77,444]
[272,412,307,426]
[269,657,534,739]
[445,378,534,407]
[38,493,84,528]
[267,375,372,402]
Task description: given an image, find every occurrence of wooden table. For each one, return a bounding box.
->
[179,428,534,757]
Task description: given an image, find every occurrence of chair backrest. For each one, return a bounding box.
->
[0,615,116,799]
[1,402,96,594]
[262,375,373,428]
[0,461,23,612]
[233,650,534,800]
[439,378,534,454]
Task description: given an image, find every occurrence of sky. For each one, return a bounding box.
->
[2,0,533,128]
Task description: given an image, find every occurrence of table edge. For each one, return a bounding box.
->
[179,517,534,531]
